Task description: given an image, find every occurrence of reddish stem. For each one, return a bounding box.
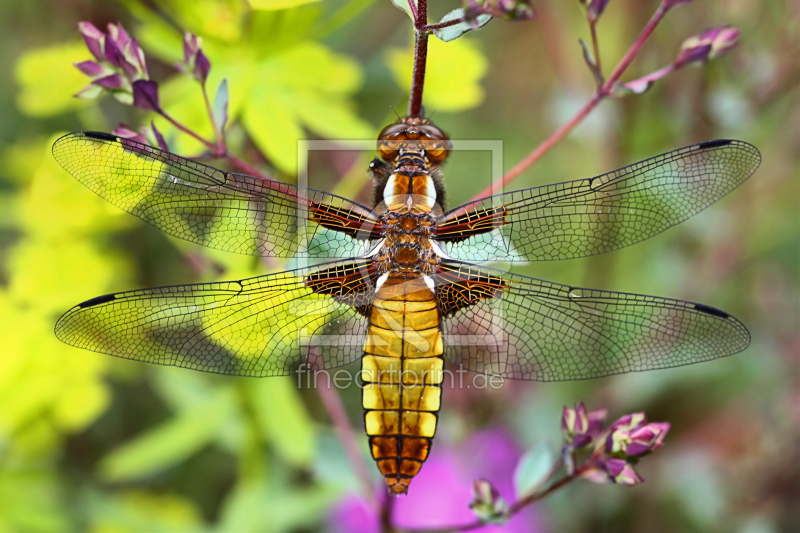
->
[159,109,272,180]
[470,1,672,201]
[421,16,467,32]
[408,0,428,117]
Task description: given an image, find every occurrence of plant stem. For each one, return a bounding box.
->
[408,0,428,117]
[469,0,672,201]
[202,84,223,147]
[159,109,272,180]
[422,16,467,32]
[316,384,378,510]
[590,21,602,75]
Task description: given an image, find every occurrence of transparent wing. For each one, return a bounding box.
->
[436,262,750,381]
[55,260,379,377]
[52,132,380,258]
[437,140,760,262]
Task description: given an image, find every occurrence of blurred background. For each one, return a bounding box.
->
[0,0,797,531]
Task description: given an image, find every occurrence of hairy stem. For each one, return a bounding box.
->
[408,0,428,117]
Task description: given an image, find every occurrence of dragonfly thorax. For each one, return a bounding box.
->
[374,211,440,275]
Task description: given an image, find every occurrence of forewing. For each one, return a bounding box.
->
[436,262,749,381]
[52,132,379,258]
[437,140,760,262]
[55,260,379,377]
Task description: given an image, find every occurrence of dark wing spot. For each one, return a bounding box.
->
[693,303,731,319]
[82,131,118,142]
[697,139,733,149]
[78,293,117,308]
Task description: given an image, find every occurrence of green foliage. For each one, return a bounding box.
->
[0,0,796,532]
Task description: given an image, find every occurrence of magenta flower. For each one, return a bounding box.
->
[674,25,740,68]
[329,428,542,532]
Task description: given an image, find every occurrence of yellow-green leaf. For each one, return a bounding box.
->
[14,43,94,117]
[386,35,488,112]
[249,0,322,9]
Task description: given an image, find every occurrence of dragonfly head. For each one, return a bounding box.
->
[377,117,451,166]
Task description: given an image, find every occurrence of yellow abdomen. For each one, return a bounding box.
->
[362,273,443,494]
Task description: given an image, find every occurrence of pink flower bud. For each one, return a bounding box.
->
[74,60,111,79]
[675,25,740,68]
[132,79,160,111]
[113,124,148,145]
[469,479,509,523]
[78,21,105,61]
[92,73,125,89]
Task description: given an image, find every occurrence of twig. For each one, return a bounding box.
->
[316,384,378,510]
[421,17,468,32]
[469,0,672,201]
[408,0,429,117]
[159,109,272,180]
[589,21,602,75]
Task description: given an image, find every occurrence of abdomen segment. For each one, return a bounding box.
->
[362,274,443,494]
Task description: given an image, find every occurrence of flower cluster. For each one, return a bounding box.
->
[75,22,159,110]
[561,403,670,486]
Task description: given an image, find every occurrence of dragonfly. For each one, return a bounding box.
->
[52,117,760,494]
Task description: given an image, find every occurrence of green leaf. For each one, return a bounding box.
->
[513,442,555,499]
[390,0,417,20]
[14,42,94,117]
[247,378,316,467]
[386,36,488,112]
[214,78,230,132]
[433,9,492,42]
[249,0,322,9]
[99,389,236,482]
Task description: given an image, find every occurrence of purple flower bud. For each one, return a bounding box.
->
[92,73,125,89]
[107,23,131,49]
[468,479,509,523]
[74,60,112,79]
[561,403,607,449]
[103,37,126,71]
[602,458,644,485]
[581,458,644,485]
[580,0,610,23]
[194,50,210,85]
[113,124,148,145]
[78,21,105,61]
[675,26,740,68]
[132,79,160,111]
[604,414,670,457]
[177,32,211,85]
[150,121,169,152]
[183,32,201,63]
